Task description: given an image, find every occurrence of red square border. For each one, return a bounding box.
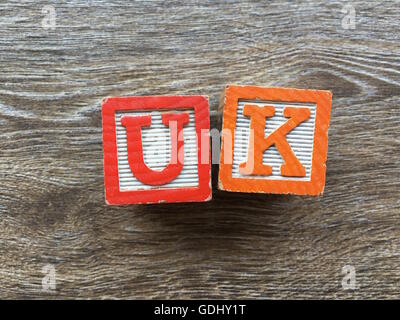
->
[102,96,211,205]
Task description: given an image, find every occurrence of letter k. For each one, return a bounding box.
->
[239,104,311,177]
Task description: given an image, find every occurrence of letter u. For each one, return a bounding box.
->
[121,112,189,185]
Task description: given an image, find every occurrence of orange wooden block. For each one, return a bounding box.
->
[218,85,332,196]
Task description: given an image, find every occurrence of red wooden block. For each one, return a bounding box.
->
[102,96,211,205]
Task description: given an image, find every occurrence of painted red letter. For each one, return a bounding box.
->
[121,112,189,186]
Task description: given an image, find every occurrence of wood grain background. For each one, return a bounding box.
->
[0,0,399,299]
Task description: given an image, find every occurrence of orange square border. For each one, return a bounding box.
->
[218,85,332,196]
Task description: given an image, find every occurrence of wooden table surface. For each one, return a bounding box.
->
[0,0,399,299]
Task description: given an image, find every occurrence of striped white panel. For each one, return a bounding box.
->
[232,100,316,181]
[115,109,199,190]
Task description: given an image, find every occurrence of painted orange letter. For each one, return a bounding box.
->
[239,105,311,177]
[121,113,189,186]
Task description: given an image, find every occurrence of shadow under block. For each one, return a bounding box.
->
[218,85,332,196]
[102,96,211,205]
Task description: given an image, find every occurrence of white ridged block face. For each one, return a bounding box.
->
[115,109,198,190]
[232,100,316,181]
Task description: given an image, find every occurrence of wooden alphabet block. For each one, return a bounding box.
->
[102,96,211,205]
[218,85,332,196]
